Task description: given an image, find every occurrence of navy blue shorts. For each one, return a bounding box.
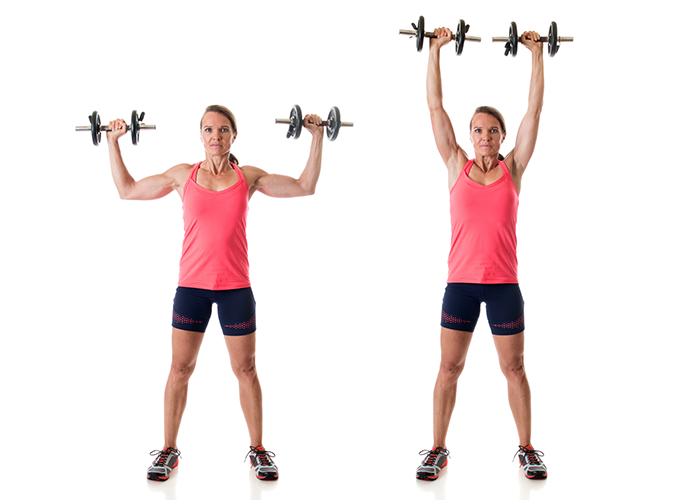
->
[172,287,256,336]
[441,283,524,335]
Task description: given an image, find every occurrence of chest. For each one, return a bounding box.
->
[451,169,519,222]
[195,167,240,192]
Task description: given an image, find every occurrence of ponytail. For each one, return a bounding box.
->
[229,153,239,166]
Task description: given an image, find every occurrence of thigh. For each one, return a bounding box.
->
[440,283,482,332]
[493,331,525,370]
[483,284,525,336]
[215,287,256,336]
[171,327,205,368]
[172,287,214,333]
[440,327,474,367]
[224,331,257,374]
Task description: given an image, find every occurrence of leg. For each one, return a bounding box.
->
[164,327,205,449]
[224,332,263,447]
[493,331,531,446]
[433,327,474,448]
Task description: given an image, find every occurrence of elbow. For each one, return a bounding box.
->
[118,187,137,200]
[427,101,443,114]
[298,179,316,196]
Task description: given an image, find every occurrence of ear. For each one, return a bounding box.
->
[232,130,238,141]
[501,131,506,143]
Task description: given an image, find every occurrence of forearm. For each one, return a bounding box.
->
[527,51,544,115]
[427,48,444,111]
[298,132,323,195]
[107,139,137,199]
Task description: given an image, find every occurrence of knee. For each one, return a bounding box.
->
[232,360,257,382]
[500,357,526,381]
[169,361,196,382]
[438,360,465,382]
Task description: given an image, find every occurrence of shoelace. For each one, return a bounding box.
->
[244,446,276,466]
[512,446,544,465]
[418,447,450,466]
[150,447,181,466]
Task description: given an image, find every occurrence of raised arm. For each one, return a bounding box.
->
[248,114,324,198]
[427,27,468,178]
[106,119,185,200]
[509,31,544,178]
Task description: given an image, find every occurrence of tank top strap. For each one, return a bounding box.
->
[231,162,248,189]
[189,162,202,182]
[450,159,475,195]
[464,158,476,176]
[498,160,512,179]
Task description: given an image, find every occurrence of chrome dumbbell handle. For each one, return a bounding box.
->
[274,119,353,127]
[492,36,573,42]
[399,29,481,42]
[75,124,157,132]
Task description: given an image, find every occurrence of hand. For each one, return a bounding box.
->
[107,118,128,143]
[303,114,323,137]
[520,31,543,53]
[429,27,453,50]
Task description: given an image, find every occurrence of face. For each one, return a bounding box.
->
[200,112,237,157]
[470,113,505,156]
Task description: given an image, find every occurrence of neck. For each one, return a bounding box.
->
[202,154,231,175]
[473,153,500,174]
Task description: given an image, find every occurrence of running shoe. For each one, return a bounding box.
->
[147,447,181,481]
[416,447,450,481]
[245,446,279,480]
[514,445,547,480]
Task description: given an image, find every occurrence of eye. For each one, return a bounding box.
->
[490,128,498,133]
[204,127,212,132]
[474,128,481,133]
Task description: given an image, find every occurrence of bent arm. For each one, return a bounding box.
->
[251,116,324,198]
[427,28,468,175]
[107,136,180,200]
[510,34,544,176]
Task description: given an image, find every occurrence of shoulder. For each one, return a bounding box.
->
[165,163,196,185]
[239,165,267,186]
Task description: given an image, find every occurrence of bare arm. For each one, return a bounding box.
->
[106,119,184,200]
[427,27,468,177]
[249,114,324,198]
[509,31,544,178]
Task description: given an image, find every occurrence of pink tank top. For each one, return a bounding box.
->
[178,162,250,290]
[447,159,519,284]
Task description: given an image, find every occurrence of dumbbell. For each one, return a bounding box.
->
[75,110,156,146]
[399,15,481,55]
[275,105,353,142]
[492,21,574,57]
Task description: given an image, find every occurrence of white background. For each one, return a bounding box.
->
[1,0,698,499]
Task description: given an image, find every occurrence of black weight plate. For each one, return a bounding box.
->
[91,111,101,146]
[131,110,140,145]
[509,21,518,57]
[327,107,340,141]
[548,21,559,57]
[288,104,303,140]
[455,19,465,55]
[417,15,425,52]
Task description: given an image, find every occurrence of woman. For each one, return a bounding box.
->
[415,28,547,481]
[106,105,324,482]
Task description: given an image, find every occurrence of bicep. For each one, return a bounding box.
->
[123,174,177,200]
[430,106,465,167]
[511,110,541,175]
[123,164,186,200]
[252,171,307,198]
